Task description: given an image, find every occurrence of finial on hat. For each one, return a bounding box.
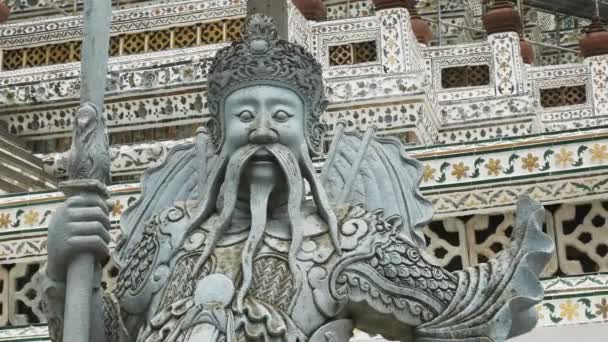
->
[242,14,278,42]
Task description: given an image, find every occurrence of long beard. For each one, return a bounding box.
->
[188,143,339,313]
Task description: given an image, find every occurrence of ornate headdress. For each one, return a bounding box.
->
[206,14,328,155]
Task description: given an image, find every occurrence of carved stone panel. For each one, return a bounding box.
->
[465,211,558,277]
[554,200,608,275]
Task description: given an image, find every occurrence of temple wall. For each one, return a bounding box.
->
[0,0,606,340]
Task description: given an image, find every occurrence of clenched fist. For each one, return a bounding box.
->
[46,193,112,283]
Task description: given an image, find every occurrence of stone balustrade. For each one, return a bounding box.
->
[1,3,607,149]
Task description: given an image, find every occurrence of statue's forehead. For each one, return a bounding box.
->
[223,84,305,107]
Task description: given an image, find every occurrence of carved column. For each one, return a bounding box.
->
[372,0,432,46]
[376,7,423,75]
[581,17,608,116]
[375,7,439,146]
[483,0,528,96]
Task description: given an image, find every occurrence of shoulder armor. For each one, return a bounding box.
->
[114,203,193,315]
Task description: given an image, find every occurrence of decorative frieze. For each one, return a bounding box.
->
[1,18,243,71]
[436,120,535,144]
[1,5,607,149]
[0,0,246,48]
[439,95,535,126]
[0,44,221,109]
[325,0,374,20]
[3,129,605,230]
[5,0,171,18]
[418,135,608,188]
[427,172,608,218]
[40,139,193,178]
[537,293,608,327]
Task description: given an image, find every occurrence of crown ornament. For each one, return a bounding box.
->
[206,14,328,155]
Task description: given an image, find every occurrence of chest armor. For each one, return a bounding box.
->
[114,203,390,342]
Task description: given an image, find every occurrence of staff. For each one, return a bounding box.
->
[60,0,112,341]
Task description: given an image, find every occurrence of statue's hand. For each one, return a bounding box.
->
[46,193,111,283]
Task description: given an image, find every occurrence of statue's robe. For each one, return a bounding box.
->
[106,201,458,342]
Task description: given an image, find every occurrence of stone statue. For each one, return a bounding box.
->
[42,14,554,342]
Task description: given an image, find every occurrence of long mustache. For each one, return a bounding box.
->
[191,144,259,275]
[185,142,340,314]
[236,144,306,311]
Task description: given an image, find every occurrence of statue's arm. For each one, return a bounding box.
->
[335,230,458,340]
[42,192,137,342]
[337,197,553,342]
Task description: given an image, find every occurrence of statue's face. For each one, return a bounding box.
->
[222,85,306,161]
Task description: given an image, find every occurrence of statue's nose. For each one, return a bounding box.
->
[249,127,279,145]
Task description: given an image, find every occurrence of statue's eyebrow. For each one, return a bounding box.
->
[265,96,301,108]
[229,96,258,108]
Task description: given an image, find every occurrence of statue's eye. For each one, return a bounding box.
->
[236,110,254,122]
[273,110,293,122]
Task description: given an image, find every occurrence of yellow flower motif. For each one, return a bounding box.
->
[484,158,502,176]
[535,304,545,320]
[451,162,470,180]
[521,153,539,172]
[555,147,574,168]
[590,144,608,163]
[0,213,11,229]
[23,210,39,226]
[596,298,608,319]
[112,200,124,217]
[422,164,436,183]
[559,300,579,321]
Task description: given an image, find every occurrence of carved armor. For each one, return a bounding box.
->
[82,195,548,342]
[96,202,457,342]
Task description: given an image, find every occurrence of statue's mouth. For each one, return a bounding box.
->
[250,149,275,163]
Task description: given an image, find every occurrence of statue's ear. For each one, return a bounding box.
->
[307,121,326,156]
[319,99,329,113]
[205,117,223,153]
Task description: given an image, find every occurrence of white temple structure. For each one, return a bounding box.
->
[0,0,606,340]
